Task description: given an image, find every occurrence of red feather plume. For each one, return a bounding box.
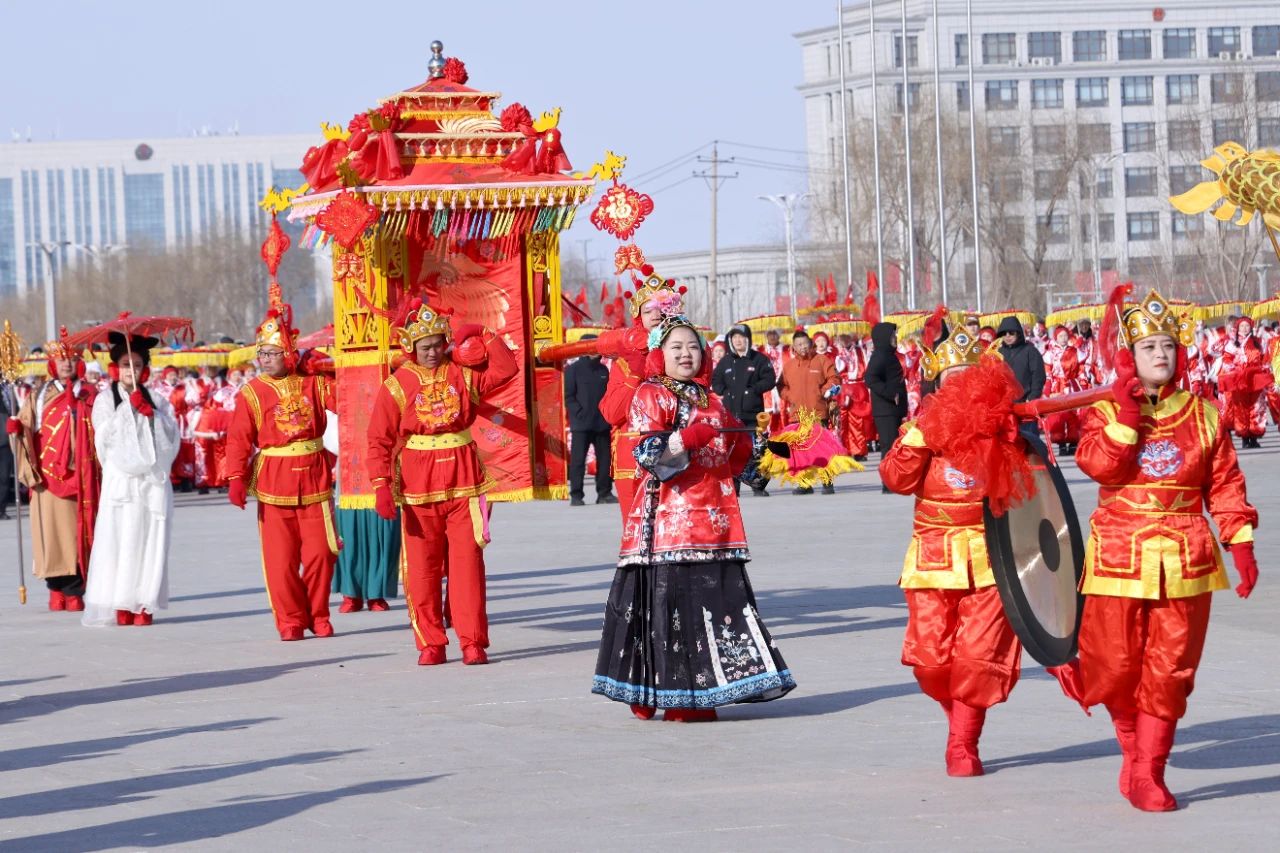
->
[1097,281,1133,374]
[923,304,947,349]
[915,356,1036,516]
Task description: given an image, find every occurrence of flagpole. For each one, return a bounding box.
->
[836,2,855,293]
[931,0,948,304]
[868,0,885,289]
[900,0,917,310]
[966,0,983,312]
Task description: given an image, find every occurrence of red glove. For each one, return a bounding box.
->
[129,390,154,418]
[453,336,488,368]
[679,422,718,451]
[374,483,396,521]
[452,323,484,344]
[5,417,20,435]
[227,478,247,509]
[1110,349,1144,431]
[1229,540,1259,599]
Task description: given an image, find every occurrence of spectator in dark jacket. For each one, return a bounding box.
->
[995,316,1046,403]
[865,321,907,465]
[563,339,616,507]
[713,324,777,497]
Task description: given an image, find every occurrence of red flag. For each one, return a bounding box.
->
[826,273,838,304]
[613,282,627,328]
[845,280,855,305]
[863,270,881,324]
[814,276,825,306]
[600,281,610,308]
[885,264,901,295]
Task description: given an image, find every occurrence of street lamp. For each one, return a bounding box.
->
[25,241,71,342]
[758,193,809,318]
[1253,262,1271,302]
[25,242,126,342]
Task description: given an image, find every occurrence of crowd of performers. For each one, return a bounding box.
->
[3,278,1261,812]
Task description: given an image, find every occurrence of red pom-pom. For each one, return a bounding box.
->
[677,286,687,295]
[640,264,654,276]
[443,57,469,85]
[500,103,532,132]
[915,356,1035,516]
[623,291,634,300]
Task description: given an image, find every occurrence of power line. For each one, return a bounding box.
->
[626,142,713,183]
[719,139,810,156]
[647,173,698,195]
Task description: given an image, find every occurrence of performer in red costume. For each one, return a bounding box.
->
[598,265,684,520]
[367,299,518,666]
[1053,288,1259,812]
[1217,317,1270,448]
[880,316,1026,777]
[1043,325,1087,456]
[758,329,790,432]
[225,292,339,641]
[9,329,101,612]
[593,311,795,720]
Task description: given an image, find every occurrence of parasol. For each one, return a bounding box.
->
[296,325,335,350]
[65,312,195,369]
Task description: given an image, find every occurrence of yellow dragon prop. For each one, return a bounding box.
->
[1170,141,1280,262]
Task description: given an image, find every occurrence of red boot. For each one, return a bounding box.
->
[64,595,85,612]
[418,645,447,666]
[312,619,334,638]
[339,596,363,613]
[367,598,390,612]
[48,590,66,611]
[630,704,656,720]
[116,610,133,626]
[945,702,986,777]
[1129,712,1178,812]
[133,610,153,626]
[1108,706,1137,799]
[280,626,305,641]
[462,644,489,665]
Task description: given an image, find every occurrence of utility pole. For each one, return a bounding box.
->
[900,0,917,310]
[836,2,854,291]
[695,142,737,331]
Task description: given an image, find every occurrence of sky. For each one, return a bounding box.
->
[0,0,838,277]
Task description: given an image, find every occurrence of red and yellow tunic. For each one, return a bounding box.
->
[366,333,517,505]
[225,373,333,506]
[880,422,992,589]
[31,382,93,501]
[1075,389,1256,600]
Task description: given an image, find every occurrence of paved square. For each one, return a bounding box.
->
[1,442,1276,851]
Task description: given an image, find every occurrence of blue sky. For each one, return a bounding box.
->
[1,0,837,270]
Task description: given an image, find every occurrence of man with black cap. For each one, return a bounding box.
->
[995,316,1046,403]
[712,323,777,496]
[563,336,616,507]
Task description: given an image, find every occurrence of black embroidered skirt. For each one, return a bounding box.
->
[592,559,796,709]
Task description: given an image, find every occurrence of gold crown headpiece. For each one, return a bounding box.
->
[626,264,686,318]
[921,329,984,381]
[254,281,298,355]
[1119,289,1194,348]
[44,326,79,361]
[395,300,452,353]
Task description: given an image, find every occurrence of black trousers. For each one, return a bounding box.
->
[874,415,903,461]
[569,429,613,500]
[0,446,12,512]
[47,574,86,596]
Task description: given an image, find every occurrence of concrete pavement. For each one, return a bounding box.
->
[0,438,1277,851]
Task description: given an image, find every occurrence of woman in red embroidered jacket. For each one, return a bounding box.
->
[592,313,795,722]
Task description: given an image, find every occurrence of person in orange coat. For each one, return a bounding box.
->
[225,295,338,642]
[367,299,518,666]
[598,265,685,520]
[1051,289,1259,812]
[880,324,1023,777]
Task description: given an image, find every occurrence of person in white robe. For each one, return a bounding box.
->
[82,333,180,627]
